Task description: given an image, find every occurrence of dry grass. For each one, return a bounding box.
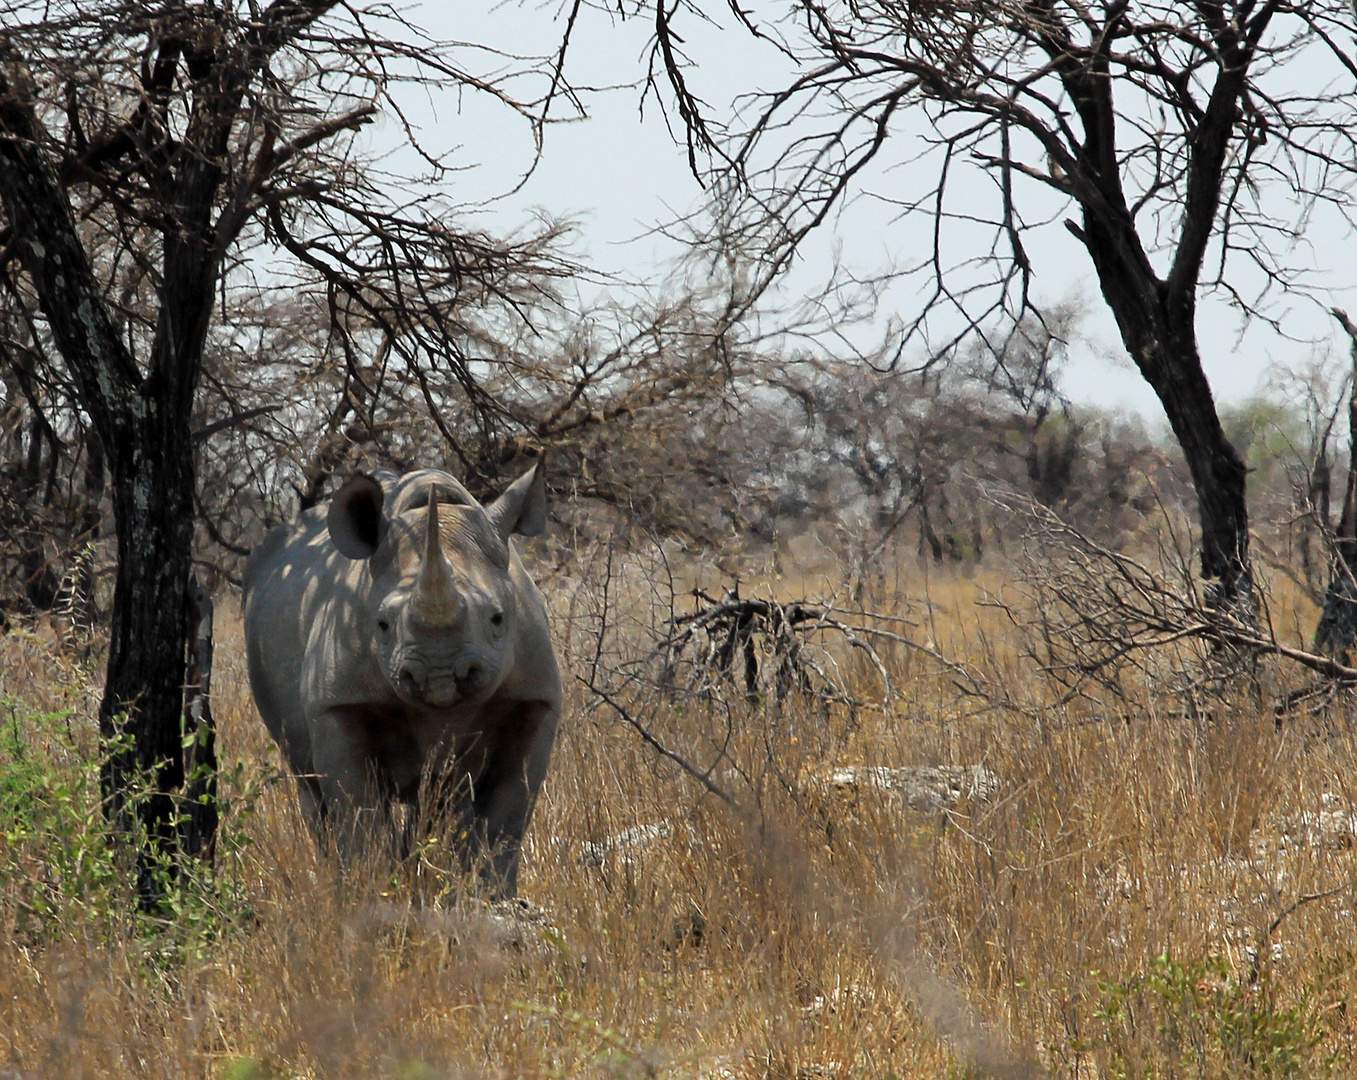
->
[1,535,1355,1079]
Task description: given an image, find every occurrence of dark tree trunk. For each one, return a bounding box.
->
[1314,310,1357,657]
[918,497,944,562]
[1139,322,1251,608]
[1075,205,1252,612]
[98,402,199,895]
[1051,4,1270,615]
[1303,438,1331,595]
[0,65,217,899]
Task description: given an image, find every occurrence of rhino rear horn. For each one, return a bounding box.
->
[487,457,547,540]
[328,474,386,559]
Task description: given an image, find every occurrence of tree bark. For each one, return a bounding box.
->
[1090,270,1251,607]
[98,399,199,895]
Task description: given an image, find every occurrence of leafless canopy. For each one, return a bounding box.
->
[0,0,585,459]
[651,0,1357,352]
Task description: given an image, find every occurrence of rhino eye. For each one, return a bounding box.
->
[490,611,504,627]
[377,618,391,633]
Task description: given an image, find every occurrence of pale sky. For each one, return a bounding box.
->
[375,2,1357,423]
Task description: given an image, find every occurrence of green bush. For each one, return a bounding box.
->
[1091,953,1328,1079]
[0,691,268,956]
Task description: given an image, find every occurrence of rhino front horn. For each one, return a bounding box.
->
[414,485,462,623]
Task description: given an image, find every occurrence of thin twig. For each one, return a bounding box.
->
[580,677,737,808]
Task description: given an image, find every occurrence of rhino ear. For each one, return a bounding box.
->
[327,474,386,559]
[487,458,547,540]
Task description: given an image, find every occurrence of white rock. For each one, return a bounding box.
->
[824,765,999,809]
[580,820,675,867]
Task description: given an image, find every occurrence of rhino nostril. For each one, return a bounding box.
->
[398,663,425,694]
[460,663,484,689]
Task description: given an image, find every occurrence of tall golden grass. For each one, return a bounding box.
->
[0,534,1354,1079]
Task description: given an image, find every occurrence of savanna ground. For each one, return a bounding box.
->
[1,515,1355,1080]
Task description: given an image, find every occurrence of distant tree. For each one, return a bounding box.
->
[647,0,1357,611]
[748,318,1165,564]
[1316,311,1357,658]
[959,307,1084,509]
[0,0,575,897]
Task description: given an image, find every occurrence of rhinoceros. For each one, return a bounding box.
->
[242,462,561,895]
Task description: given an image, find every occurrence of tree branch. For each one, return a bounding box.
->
[0,60,141,446]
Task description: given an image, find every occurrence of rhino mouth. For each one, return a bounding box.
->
[392,654,498,706]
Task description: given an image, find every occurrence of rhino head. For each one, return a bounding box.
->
[325,463,547,709]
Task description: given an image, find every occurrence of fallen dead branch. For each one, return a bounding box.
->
[647,585,1014,715]
[653,584,897,711]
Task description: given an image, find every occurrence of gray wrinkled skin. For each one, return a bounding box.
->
[243,464,561,896]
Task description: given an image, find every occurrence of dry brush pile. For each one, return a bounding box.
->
[0,520,1356,1079]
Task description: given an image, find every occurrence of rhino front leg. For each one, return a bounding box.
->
[466,701,559,897]
[308,707,399,863]
[294,772,329,843]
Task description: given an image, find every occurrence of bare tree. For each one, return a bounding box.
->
[644,0,1357,610]
[959,307,1083,508]
[187,252,792,562]
[1315,310,1357,657]
[0,0,576,896]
